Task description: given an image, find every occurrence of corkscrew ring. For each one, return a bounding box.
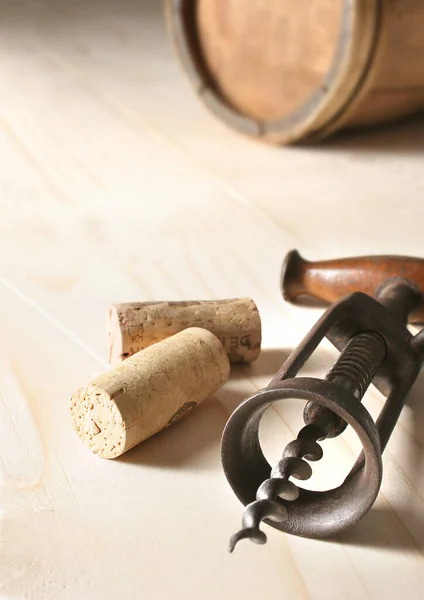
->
[222,252,424,551]
[222,378,383,546]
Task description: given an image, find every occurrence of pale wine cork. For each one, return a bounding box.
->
[107,298,261,366]
[70,327,230,459]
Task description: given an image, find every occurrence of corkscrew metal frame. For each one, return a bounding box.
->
[221,251,424,551]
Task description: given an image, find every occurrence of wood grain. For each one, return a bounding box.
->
[196,0,343,122]
[0,0,424,598]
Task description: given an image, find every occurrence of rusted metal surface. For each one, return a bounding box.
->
[222,256,424,551]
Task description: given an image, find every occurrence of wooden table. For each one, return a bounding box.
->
[1,1,424,598]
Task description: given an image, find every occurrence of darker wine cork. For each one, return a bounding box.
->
[107,298,261,366]
[70,327,230,459]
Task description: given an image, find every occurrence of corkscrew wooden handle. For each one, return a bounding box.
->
[281,250,424,323]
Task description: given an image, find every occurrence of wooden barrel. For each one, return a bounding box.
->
[166,0,424,145]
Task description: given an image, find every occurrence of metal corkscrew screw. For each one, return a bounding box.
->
[228,331,386,551]
[221,251,424,550]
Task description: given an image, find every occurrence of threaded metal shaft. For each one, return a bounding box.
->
[325,331,387,399]
[303,331,387,438]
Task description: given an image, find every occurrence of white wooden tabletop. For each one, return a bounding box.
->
[1,1,424,599]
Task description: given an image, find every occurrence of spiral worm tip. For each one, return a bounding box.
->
[228,527,267,552]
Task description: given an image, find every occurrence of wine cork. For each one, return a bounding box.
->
[107,298,261,366]
[70,328,230,459]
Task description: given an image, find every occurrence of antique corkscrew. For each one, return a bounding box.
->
[221,251,424,551]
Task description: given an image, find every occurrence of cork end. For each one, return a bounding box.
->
[70,384,127,459]
[107,305,125,367]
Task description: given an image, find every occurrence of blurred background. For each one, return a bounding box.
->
[2,0,424,382]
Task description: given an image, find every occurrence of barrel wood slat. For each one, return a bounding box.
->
[167,0,424,144]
